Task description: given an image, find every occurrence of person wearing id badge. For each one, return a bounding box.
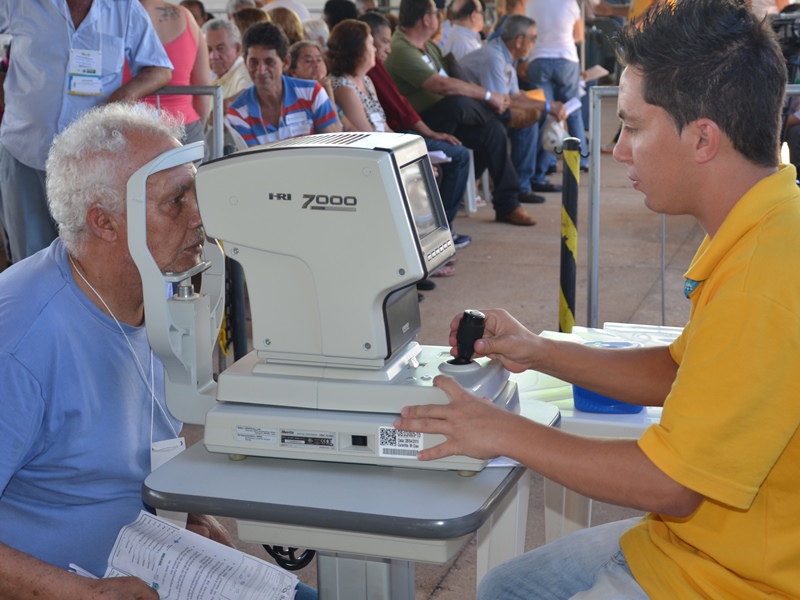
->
[0,102,319,600]
[226,22,342,146]
[0,0,173,264]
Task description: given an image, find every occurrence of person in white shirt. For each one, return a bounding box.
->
[748,0,790,18]
[526,0,588,171]
[442,0,484,60]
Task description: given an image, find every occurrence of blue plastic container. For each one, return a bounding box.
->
[572,340,644,414]
[572,385,644,414]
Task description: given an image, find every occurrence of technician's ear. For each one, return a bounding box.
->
[283,53,292,73]
[690,118,721,165]
[86,203,123,244]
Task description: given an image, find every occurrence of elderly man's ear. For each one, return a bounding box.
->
[86,204,123,244]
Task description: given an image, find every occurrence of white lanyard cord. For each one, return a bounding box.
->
[69,256,179,440]
[62,0,103,53]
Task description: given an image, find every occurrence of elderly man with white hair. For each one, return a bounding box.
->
[0,103,317,600]
[204,18,252,109]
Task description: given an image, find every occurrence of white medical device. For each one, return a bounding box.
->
[131,133,519,472]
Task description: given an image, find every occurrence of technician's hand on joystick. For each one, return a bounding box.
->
[448,310,486,365]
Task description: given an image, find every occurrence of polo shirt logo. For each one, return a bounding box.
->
[684,278,701,299]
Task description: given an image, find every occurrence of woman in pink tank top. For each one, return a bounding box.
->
[124,1,211,146]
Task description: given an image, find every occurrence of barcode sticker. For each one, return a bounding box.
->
[378,427,422,458]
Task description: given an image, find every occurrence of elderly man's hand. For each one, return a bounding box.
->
[550,101,568,121]
[487,92,510,114]
[86,576,160,599]
[429,131,462,146]
[186,514,235,547]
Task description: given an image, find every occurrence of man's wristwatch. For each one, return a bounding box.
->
[484,89,492,102]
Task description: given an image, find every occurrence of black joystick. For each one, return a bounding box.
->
[448,309,486,365]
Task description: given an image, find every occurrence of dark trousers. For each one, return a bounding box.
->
[420,95,520,217]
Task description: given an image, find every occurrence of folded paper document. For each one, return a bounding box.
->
[90,511,299,600]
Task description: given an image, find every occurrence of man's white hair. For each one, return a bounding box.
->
[302,18,330,47]
[203,14,242,45]
[46,103,184,258]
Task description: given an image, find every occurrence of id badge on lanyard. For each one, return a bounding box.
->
[151,437,186,472]
[68,48,103,96]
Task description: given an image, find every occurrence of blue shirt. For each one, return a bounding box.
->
[226,75,339,146]
[458,38,519,95]
[0,240,181,576]
[0,0,172,170]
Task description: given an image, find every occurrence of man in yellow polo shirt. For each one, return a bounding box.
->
[394,0,800,598]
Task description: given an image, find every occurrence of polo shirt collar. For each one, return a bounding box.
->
[684,164,799,295]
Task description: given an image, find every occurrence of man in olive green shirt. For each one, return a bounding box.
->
[385,0,541,225]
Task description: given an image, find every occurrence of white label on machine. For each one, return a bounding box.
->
[280,429,336,451]
[236,426,278,444]
[378,427,422,458]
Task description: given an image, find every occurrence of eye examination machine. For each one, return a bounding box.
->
[130,132,519,472]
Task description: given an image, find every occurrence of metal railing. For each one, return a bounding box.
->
[154,84,225,160]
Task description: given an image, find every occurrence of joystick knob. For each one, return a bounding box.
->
[449,309,486,365]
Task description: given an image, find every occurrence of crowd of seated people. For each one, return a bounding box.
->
[202,0,618,292]
[0,0,586,271]
[128,0,800,284]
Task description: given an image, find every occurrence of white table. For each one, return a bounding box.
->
[515,324,680,543]
[144,400,560,600]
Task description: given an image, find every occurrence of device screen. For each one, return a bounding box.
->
[400,159,440,240]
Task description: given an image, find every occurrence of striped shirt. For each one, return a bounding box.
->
[226,75,339,146]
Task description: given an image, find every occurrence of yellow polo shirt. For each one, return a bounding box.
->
[622,165,800,599]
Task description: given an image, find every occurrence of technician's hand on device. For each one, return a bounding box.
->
[448,309,540,374]
[394,375,514,461]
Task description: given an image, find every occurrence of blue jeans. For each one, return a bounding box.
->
[422,136,471,226]
[507,109,551,191]
[477,518,650,600]
[294,581,317,600]
[528,58,589,169]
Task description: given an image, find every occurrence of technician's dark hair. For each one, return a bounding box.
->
[359,10,391,34]
[398,0,432,28]
[243,21,290,60]
[614,0,786,168]
[328,19,372,76]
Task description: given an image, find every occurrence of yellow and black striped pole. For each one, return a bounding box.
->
[559,137,581,333]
